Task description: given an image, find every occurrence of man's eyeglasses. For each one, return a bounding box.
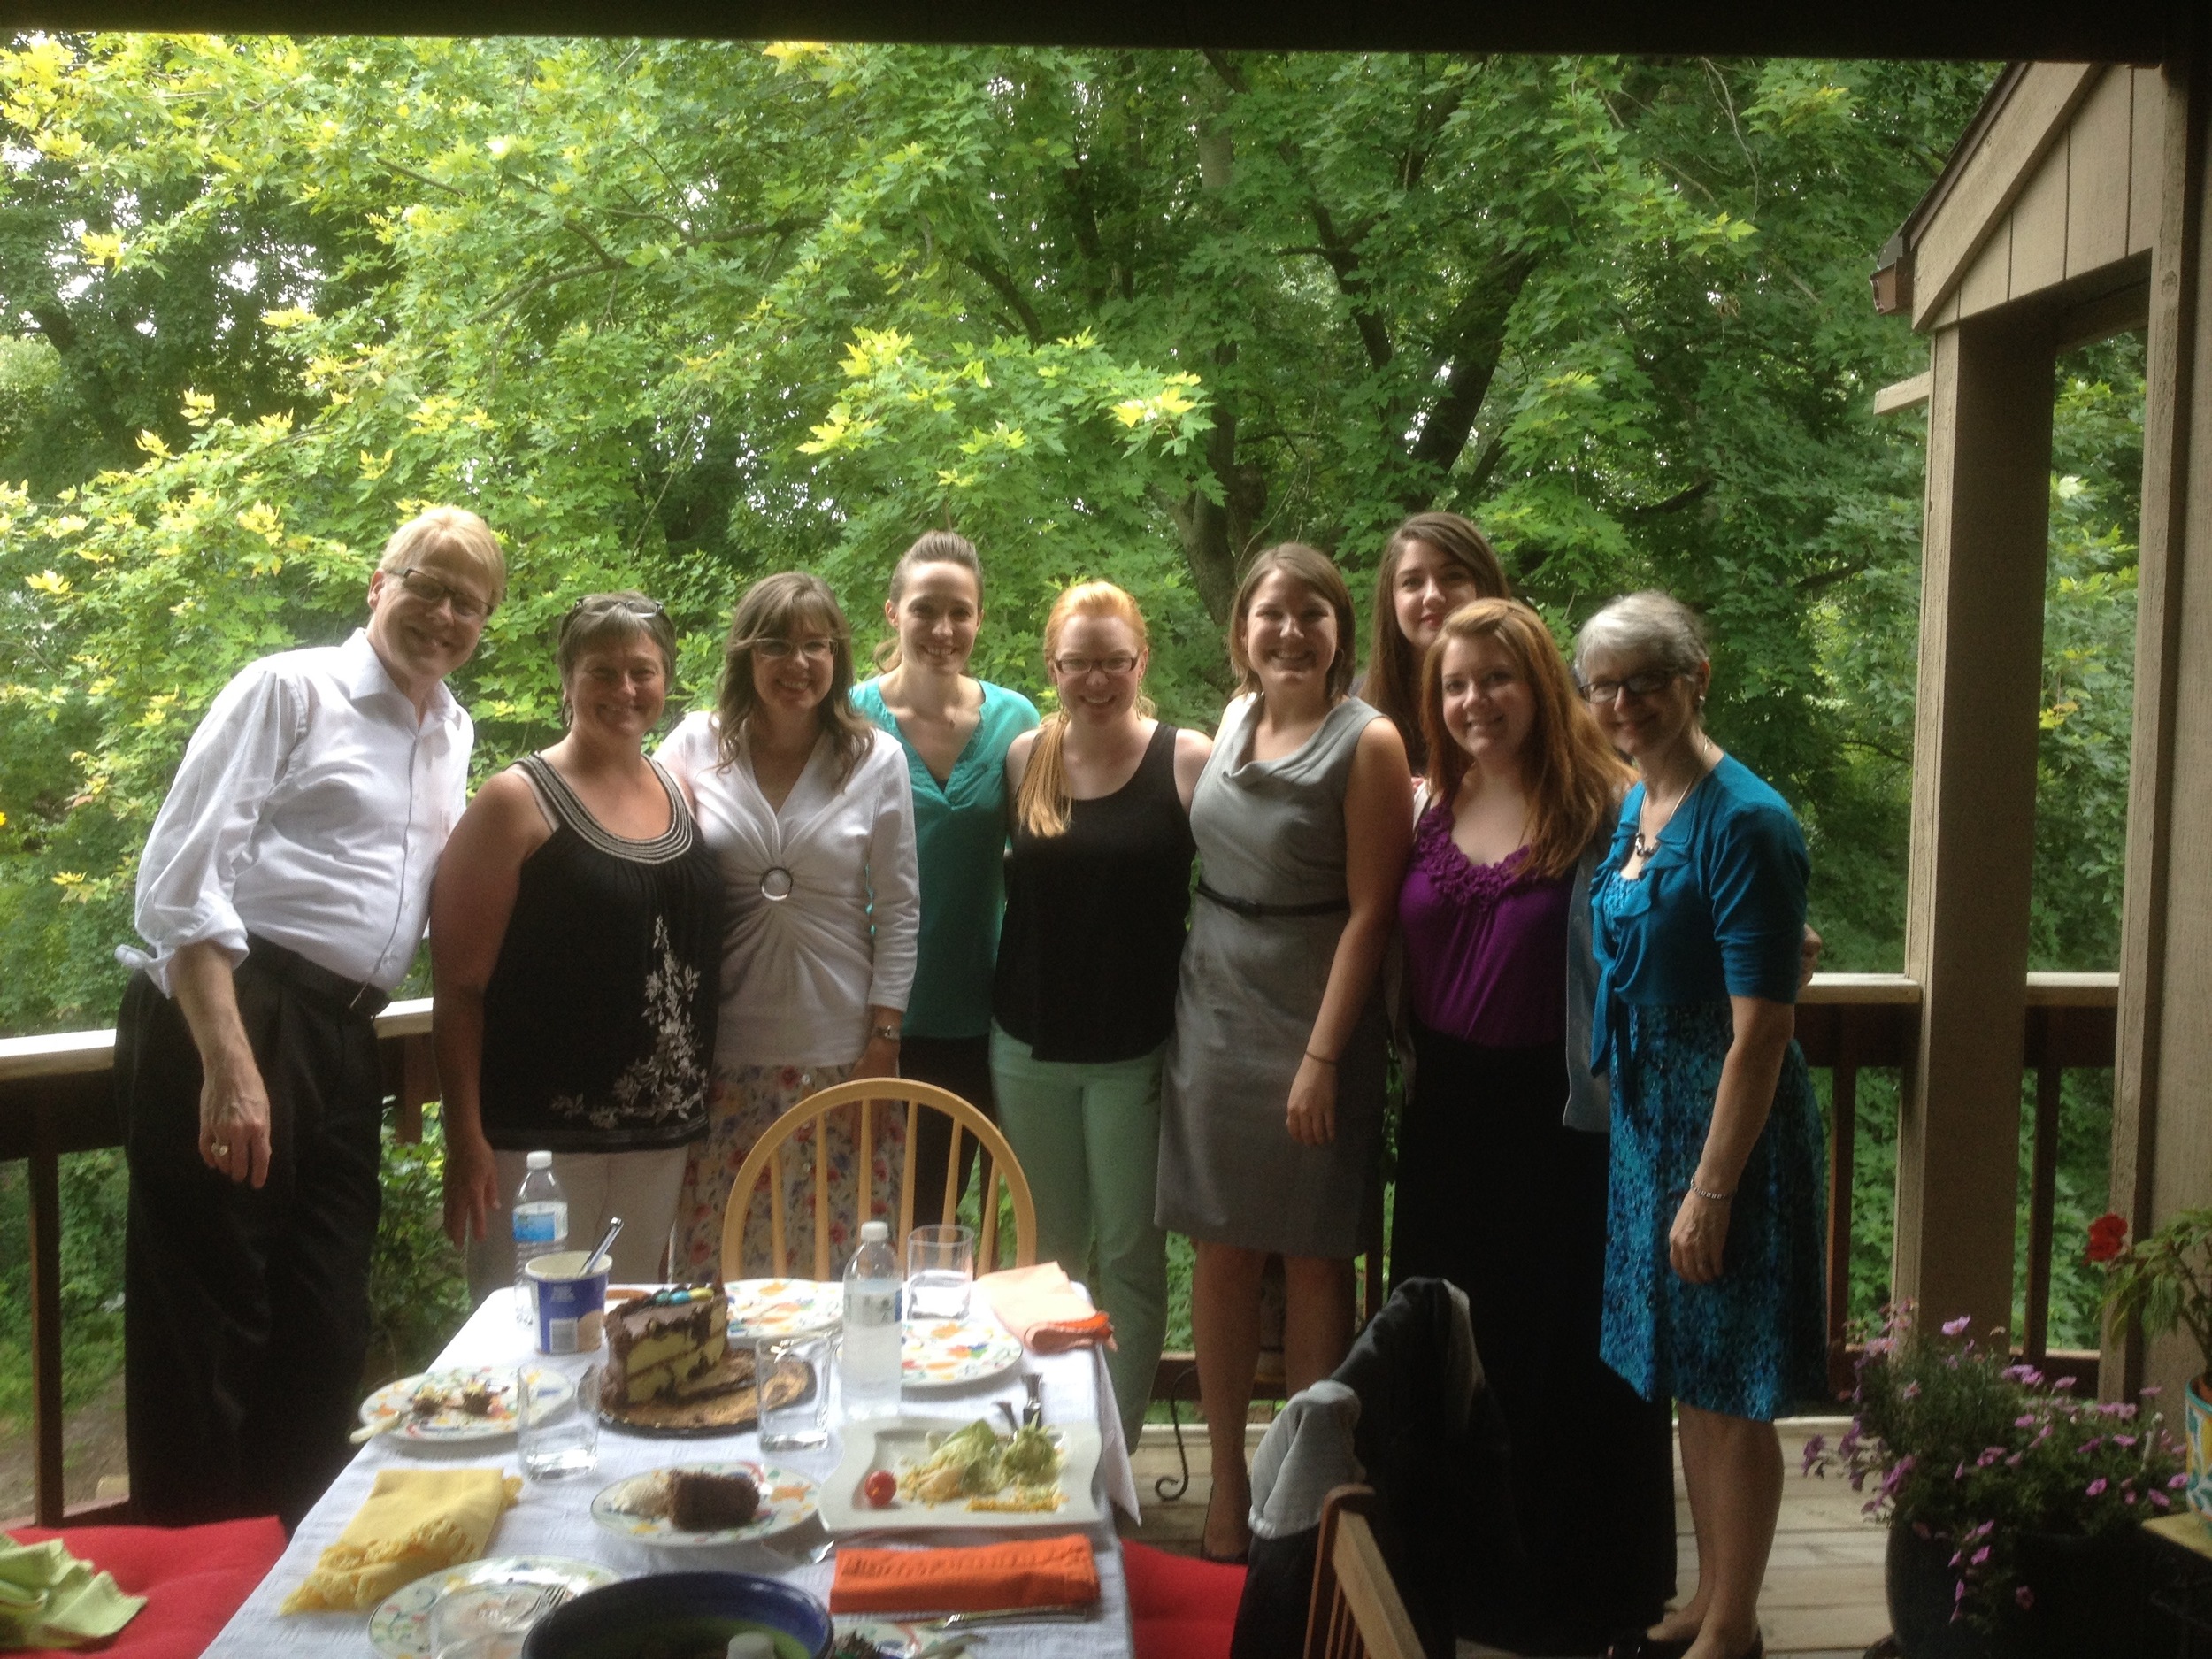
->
[1054,653,1140,678]
[1579,669,1679,705]
[754,637,840,662]
[393,566,493,623]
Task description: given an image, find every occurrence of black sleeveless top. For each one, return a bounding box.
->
[479,754,725,1152]
[993,722,1196,1064]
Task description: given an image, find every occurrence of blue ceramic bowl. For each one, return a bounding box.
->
[519,1571,834,1659]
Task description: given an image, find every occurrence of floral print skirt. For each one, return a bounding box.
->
[1601,999,1828,1421]
[673,1060,907,1279]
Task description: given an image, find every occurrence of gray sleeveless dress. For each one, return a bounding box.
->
[1156,694,1389,1257]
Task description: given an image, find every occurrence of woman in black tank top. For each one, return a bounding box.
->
[989,581,1209,1445]
[432,594,723,1299]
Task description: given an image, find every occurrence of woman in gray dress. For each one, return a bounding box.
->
[1157,542,1415,1562]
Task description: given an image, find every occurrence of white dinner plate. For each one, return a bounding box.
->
[367,1555,618,1659]
[818,1416,1102,1534]
[900,1320,1023,1388]
[589,1460,821,1548]
[726,1277,843,1340]
[357,1367,572,1444]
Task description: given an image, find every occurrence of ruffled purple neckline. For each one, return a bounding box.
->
[1413,805,1533,907]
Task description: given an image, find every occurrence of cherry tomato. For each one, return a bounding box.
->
[864,1470,897,1508]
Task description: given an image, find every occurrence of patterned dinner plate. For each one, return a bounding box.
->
[589,1459,820,1547]
[357,1367,572,1443]
[368,1555,618,1659]
[900,1320,1024,1387]
[726,1277,844,1340]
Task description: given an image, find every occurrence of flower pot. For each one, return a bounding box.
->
[2185,1373,2212,1525]
[1886,1526,2000,1659]
[1885,1525,2155,1658]
[2010,1530,2153,1659]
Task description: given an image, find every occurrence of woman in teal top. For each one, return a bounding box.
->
[1578,590,1823,1659]
[853,531,1040,1224]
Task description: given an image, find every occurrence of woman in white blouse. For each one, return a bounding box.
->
[659,572,920,1276]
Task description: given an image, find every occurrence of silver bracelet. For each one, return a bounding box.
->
[1690,1183,1733,1203]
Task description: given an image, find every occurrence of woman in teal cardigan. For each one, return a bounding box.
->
[853,531,1038,1220]
[1578,591,1824,1659]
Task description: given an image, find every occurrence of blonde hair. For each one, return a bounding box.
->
[1015,581,1152,839]
[1420,599,1630,881]
[376,506,507,609]
[714,572,874,783]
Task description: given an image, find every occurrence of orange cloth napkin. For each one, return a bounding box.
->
[829,1533,1100,1614]
[977,1263,1115,1352]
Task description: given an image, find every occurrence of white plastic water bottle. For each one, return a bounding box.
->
[841,1220,902,1419]
[512,1151,568,1325]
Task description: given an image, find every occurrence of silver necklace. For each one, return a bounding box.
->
[1632,738,1716,861]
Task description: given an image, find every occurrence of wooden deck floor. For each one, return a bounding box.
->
[1120,1415,1885,1659]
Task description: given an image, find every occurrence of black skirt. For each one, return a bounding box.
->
[1390,1023,1676,1653]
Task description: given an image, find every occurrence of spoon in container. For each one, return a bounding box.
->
[584,1216,622,1276]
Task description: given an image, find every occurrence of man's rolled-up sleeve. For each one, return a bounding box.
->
[126,664,303,996]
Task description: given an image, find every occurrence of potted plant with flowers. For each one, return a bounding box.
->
[2091,1205,2212,1521]
[1805,1302,2183,1657]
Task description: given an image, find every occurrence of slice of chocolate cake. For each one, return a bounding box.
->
[667,1468,760,1531]
[603,1285,730,1409]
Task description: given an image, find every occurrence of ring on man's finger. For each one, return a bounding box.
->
[211,1141,231,1158]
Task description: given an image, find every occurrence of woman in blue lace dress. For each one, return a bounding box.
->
[1578,592,1824,1659]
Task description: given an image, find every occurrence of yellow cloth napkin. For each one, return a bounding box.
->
[280,1468,520,1614]
[0,1535,145,1648]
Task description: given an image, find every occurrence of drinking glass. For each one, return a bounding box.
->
[756,1333,833,1452]
[904,1225,975,1324]
[518,1362,598,1482]
[429,1584,542,1659]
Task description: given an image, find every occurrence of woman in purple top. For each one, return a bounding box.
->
[1393,598,1677,1655]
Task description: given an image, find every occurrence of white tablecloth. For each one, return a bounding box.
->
[206,1289,1140,1659]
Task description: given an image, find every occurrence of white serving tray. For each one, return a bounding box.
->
[818,1415,1103,1534]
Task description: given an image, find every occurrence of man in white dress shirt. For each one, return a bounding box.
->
[112,506,505,1526]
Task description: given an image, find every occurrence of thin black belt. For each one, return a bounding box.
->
[244,933,391,1018]
[1194,879,1349,919]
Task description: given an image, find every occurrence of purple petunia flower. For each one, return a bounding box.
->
[1943,1315,1972,1336]
[2171,1473,2190,1490]
[2087,1477,2108,1496]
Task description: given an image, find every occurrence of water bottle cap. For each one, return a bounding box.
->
[860,1220,889,1242]
[526,1150,553,1170]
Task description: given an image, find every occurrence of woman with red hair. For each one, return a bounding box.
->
[1394,597,1675,1651]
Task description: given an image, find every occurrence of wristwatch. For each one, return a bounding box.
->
[871,1023,902,1043]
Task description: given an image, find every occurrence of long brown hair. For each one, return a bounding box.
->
[1364,512,1509,768]
[1419,598,1628,881]
[1229,543,1357,702]
[1014,581,1152,839]
[872,529,984,672]
[714,572,874,783]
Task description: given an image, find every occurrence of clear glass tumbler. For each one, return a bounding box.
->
[904,1224,975,1324]
[518,1362,598,1482]
[756,1332,833,1452]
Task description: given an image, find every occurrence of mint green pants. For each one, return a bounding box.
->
[990,1025,1169,1446]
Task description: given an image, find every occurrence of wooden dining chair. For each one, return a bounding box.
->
[1302,1485,1425,1659]
[718,1077,1039,1282]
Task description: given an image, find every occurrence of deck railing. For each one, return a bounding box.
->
[2,972,2118,1526]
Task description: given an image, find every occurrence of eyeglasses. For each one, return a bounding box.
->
[564,595,666,625]
[1579,669,1679,704]
[393,566,492,623]
[1053,653,1140,678]
[754,637,840,662]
